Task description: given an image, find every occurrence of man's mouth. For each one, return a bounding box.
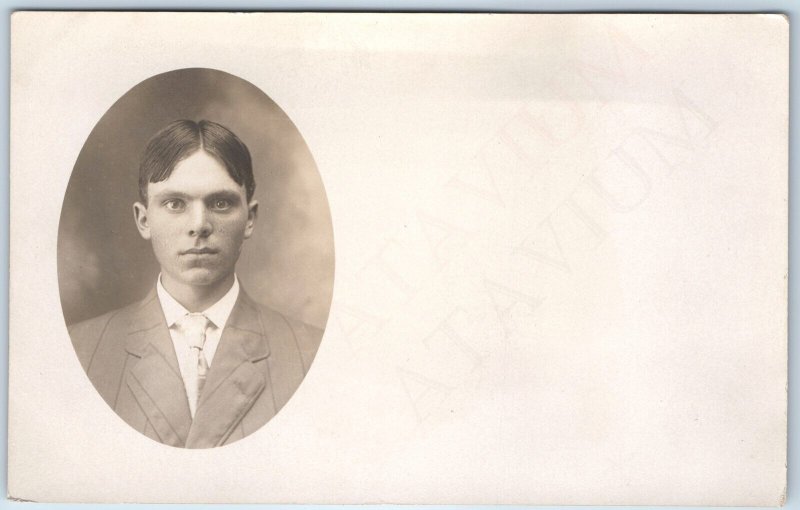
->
[181,247,219,255]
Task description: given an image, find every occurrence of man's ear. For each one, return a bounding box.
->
[244,200,258,239]
[133,201,152,240]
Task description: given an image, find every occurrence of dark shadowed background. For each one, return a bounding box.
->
[58,68,334,329]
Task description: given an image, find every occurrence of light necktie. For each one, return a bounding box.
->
[177,313,210,419]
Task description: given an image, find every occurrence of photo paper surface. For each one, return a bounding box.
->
[9,12,788,504]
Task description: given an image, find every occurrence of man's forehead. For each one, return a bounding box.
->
[148,151,246,197]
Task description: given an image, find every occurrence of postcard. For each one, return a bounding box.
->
[8,12,788,504]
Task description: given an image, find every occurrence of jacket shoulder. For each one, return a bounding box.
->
[67,302,138,372]
[252,301,324,373]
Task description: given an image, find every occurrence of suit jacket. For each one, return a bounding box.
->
[68,286,322,448]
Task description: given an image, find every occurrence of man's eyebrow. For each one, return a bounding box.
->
[208,189,239,198]
[208,191,243,201]
[150,190,243,201]
[151,190,192,201]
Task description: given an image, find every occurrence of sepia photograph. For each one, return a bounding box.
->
[58,68,334,447]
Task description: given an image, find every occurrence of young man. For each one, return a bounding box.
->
[69,120,322,449]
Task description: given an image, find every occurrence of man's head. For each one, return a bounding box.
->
[133,120,258,290]
[137,119,256,203]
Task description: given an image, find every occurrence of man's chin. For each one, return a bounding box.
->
[174,268,231,287]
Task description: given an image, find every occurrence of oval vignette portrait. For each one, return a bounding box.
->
[57,68,334,449]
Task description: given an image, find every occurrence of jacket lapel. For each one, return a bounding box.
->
[124,288,193,447]
[186,292,269,449]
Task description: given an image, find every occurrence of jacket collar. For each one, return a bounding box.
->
[124,286,269,448]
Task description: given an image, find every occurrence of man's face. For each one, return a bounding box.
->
[133,150,257,289]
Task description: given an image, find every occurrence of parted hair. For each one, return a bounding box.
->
[138,119,256,203]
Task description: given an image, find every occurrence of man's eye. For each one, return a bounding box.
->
[163,199,185,211]
[212,199,232,210]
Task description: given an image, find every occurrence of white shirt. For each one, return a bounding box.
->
[156,275,240,412]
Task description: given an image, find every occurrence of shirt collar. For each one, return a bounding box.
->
[156,274,240,330]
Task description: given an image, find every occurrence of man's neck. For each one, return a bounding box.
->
[160,273,236,312]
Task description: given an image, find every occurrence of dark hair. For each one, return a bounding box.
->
[138,119,256,203]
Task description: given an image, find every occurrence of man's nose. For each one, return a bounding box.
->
[188,204,213,237]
